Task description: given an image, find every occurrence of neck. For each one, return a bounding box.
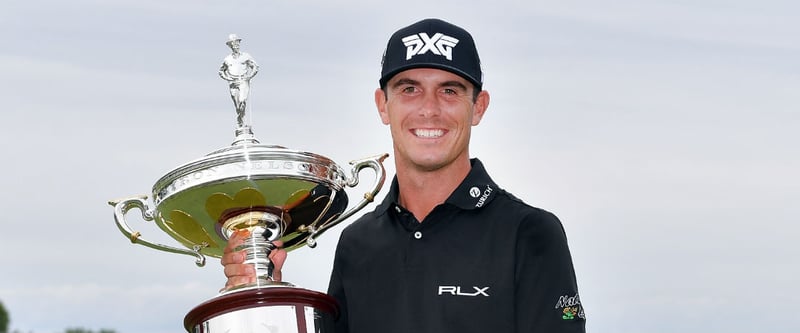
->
[395,157,472,222]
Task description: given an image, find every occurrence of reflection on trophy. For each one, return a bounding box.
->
[109,35,387,333]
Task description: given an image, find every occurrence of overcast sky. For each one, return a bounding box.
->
[1,1,798,332]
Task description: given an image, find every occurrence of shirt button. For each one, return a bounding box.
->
[394,206,402,213]
[413,231,422,239]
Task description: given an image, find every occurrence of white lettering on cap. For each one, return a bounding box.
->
[402,33,459,60]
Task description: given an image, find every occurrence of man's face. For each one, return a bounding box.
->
[375,68,488,172]
[229,40,240,52]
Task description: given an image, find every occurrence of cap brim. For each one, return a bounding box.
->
[379,63,482,90]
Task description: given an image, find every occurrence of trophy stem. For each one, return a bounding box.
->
[240,230,278,286]
[221,210,293,293]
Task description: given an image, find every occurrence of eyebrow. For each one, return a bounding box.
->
[439,80,468,92]
[391,78,419,89]
[390,78,469,92]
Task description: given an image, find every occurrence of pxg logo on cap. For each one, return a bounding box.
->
[402,33,459,61]
[380,18,483,90]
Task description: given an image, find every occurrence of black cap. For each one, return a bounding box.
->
[379,18,483,90]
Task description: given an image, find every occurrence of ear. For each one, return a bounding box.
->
[375,88,390,125]
[471,90,490,126]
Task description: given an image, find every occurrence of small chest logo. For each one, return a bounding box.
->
[469,187,481,198]
[475,185,493,208]
[402,33,459,60]
[438,285,490,297]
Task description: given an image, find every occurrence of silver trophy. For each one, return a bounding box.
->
[109,35,387,333]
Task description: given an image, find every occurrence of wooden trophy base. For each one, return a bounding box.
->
[184,286,339,333]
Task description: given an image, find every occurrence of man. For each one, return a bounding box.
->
[222,18,585,332]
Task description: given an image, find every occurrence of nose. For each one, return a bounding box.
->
[418,91,441,117]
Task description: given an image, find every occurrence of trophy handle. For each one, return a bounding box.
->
[109,195,207,267]
[305,153,389,248]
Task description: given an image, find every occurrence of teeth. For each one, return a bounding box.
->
[414,129,444,138]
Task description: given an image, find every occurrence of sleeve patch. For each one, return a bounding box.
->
[555,293,586,320]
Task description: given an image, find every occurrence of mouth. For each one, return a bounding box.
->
[413,128,445,138]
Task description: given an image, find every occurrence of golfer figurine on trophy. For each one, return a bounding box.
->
[219,34,259,138]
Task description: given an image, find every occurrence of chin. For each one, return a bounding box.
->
[409,157,450,172]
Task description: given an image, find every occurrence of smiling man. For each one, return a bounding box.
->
[223,18,586,333]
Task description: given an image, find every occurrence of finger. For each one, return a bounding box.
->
[269,249,287,271]
[223,263,255,279]
[224,275,255,289]
[224,229,251,253]
[220,250,247,266]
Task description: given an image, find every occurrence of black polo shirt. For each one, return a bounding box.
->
[327,159,585,333]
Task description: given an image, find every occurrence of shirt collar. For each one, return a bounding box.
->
[374,158,500,215]
[446,158,500,210]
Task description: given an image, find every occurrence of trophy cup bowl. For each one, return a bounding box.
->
[109,34,388,333]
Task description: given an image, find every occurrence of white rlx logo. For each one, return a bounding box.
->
[438,286,490,297]
[402,33,459,60]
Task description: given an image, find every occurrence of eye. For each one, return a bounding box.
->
[443,88,457,95]
[401,86,418,94]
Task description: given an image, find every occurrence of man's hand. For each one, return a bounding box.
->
[220,229,287,291]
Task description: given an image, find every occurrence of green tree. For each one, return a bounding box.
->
[65,329,89,333]
[0,299,9,333]
[0,299,8,333]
